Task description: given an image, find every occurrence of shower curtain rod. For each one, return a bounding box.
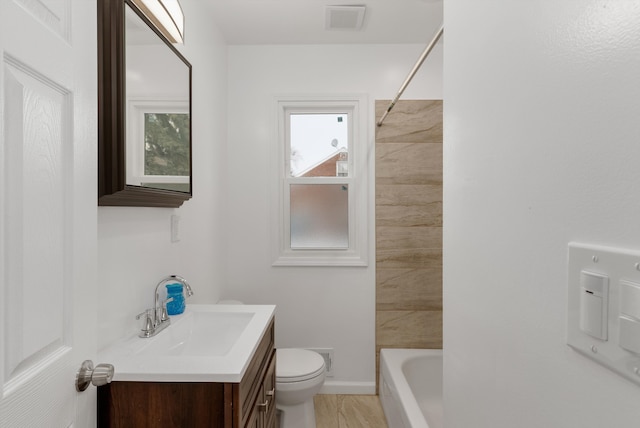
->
[377,25,444,127]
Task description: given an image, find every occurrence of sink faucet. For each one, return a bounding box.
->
[136,275,194,338]
[154,275,194,322]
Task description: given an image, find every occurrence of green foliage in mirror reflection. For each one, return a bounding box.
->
[144,113,190,176]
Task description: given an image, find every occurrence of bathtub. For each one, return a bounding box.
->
[379,349,443,428]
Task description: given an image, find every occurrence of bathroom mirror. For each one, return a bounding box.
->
[98,0,192,207]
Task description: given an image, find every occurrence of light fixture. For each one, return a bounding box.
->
[131,0,184,43]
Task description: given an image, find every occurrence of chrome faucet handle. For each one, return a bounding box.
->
[159,297,174,323]
[135,309,151,321]
[135,309,154,337]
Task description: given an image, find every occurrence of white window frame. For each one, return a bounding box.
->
[126,98,189,187]
[272,95,368,266]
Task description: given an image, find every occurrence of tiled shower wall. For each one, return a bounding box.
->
[375,100,443,378]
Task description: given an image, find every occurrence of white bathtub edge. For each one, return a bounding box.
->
[380,348,443,428]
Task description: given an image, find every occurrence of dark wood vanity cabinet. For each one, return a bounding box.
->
[97,320,276,428]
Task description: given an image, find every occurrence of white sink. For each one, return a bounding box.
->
[99,304,275,383]
[135,311,254,357]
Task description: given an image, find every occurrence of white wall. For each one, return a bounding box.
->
[444,1,640,426]
[97,0,228,349]
[126,45,189,98]
[225,44,442,390]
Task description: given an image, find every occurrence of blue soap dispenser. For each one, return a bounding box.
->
[165,282,185,315]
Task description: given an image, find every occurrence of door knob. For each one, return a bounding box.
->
[76,360,115,391]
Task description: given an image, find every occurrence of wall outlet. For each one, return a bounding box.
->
[306,348,334,377]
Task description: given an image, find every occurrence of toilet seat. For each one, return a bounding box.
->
[276,348,325,383]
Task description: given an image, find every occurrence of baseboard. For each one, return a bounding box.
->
[318,380,376,395]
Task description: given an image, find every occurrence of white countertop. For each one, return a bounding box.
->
[99,304,275,383]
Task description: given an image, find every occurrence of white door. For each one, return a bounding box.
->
[0,0,98,426]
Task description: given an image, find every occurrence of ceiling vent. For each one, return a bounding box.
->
[325,5,366,31]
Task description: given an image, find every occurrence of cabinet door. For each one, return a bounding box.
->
[246,405,261,428]
[245,384,263,428]
[246,352,276,428]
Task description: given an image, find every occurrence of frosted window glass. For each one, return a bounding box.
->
[290,184,349,249]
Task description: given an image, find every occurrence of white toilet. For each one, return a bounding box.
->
[217,301,326,428]
[276,348,326,428]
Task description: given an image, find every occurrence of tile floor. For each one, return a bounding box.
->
[314,394,388,428]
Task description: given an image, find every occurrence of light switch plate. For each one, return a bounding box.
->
[568,242,640,386]
[171,214,180,243]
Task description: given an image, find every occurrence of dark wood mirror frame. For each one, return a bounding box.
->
[98,0,192,208]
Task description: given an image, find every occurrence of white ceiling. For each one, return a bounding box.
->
[204,0,443,45]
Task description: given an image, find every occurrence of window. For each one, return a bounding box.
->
[127,99,190,192]
[273,96,368,266]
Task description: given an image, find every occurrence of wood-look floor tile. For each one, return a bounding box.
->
[315,394,339,428]
[337,395,388,428]
[315,395,387,428]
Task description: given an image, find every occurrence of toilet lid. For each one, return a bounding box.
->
[276,348,325,383]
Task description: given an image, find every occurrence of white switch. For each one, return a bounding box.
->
[579,271,609,340]
[620,280,640,319]
[619,280,640,354]
[619,316,640,354]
